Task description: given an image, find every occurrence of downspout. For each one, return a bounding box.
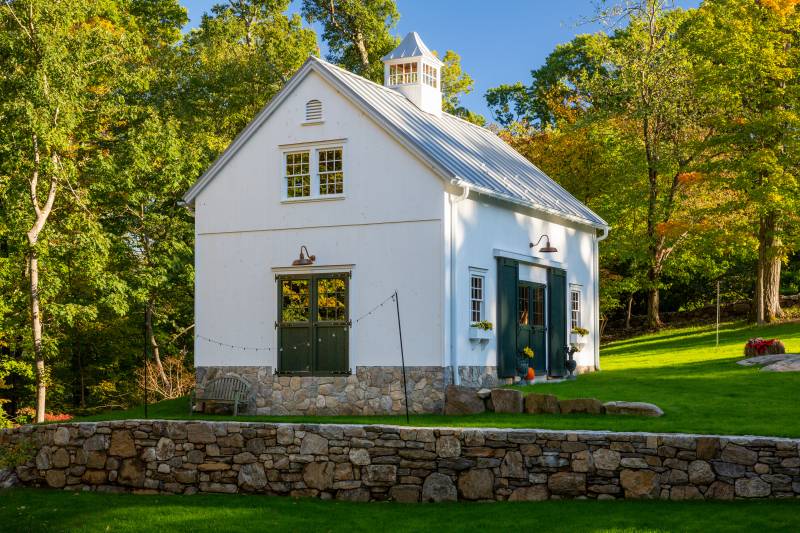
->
[449,178,470,385]
[594,226,609,371]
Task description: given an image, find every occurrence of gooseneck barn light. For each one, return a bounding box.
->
[530,235,558,254]
[292,245,316,266]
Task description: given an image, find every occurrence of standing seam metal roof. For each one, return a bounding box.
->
[311,57,607,228]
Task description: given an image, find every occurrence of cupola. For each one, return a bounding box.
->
[382,32,443,116]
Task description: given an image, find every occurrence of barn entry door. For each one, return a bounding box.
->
[277,274,349,375]
[547,268,567,377]
[517,281,547,376]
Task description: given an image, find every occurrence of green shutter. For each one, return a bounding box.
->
[496,258,518,378]
[547,268,567,377]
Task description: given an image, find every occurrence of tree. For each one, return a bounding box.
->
[0,0,152,421]
[686,0,800,323]
[301,0,399,82]
[439,50,485,125]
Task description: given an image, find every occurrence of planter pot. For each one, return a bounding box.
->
[569,332,586,350]
[469,327,493,341]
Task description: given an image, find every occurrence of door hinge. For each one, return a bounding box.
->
[347,319,352,328]
[274,321,279,329]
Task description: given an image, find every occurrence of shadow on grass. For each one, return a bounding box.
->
[2,488,800,533]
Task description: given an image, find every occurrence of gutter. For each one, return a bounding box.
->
[449,178,470,385]
[593,226,610,370]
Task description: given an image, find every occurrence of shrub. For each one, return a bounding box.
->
[0,439,35,469]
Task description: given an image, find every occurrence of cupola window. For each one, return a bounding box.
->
[423,64,438,88]
[389,62,418,85]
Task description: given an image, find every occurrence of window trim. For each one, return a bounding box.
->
[468,267,488,325]
[570,287,582,330]
[280,141,346,202]
[389,61,418,85]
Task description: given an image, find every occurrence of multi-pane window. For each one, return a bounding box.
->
[281,279,310,322]
[318,148,343,195]
[470,274,484,322]
[285,151,310,198]
[317,278,347,321]
[518,285,529,325]
[570,289,582,330]
[389,62,418,85]
[422,64,437,88]
[532,286,545,326]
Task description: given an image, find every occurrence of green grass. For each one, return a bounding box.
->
[76,321,800,437]
[1,488,799,532]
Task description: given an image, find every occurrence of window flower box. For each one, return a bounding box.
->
[469,327,493,341]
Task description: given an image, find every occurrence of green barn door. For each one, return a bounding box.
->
[278,274,349,374]
[497,258,519,378]
[314,276,349,374]
[278,278,313,373]
[518,282,547,375]
[547,268,567,377]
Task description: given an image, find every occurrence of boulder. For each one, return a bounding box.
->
[81,470,107,485]
[592,448,621,471]
[524,393,560,414]
[348,448,371,466]
[363,465,397,486]
[51,448,70,469]
[186,423,216,444]
[695,437,720,461]
[490,389,523,414]
[670,486,703,501]
[389,485,421,503]
[53,427,71,447]
[299,433,328,456]
[443,385,485,415]
[436,436,461,458]
[721,444,758,466]
[458,469,494,500]
[603,401,663,417]
[118,458,146,488]
[706,481,734,500]
[620,469,660,499]
[45,470,66,488]
[336,488,371,502]
[547,472,586,496]
[559,398,605,415]
[508,485,549,501]
[500,451,526,479]
[422,472,457,502]
[688,460,715,485]
[155,437,175,461]
[735,477,771,498]
[302,462,334,490]
[109,430,137,458]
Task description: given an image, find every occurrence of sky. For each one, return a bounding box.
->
[180,0,701,121]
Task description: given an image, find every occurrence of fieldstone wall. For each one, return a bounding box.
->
[197,365,501,416]
[2,421,799,501]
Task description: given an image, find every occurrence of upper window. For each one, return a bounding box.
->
[305,99,322,122]
[570,289,582,330]
[318,148,343,195]
[389,62,417,85]
[285,151,310,198]
[422,64,437,88]
[283,145,344,200]
[470,274,484,323]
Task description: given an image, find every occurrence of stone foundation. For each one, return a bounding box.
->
[3,421,799,501]
[196,365,501,416]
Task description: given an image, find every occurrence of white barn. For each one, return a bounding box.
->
[183,32,609,415]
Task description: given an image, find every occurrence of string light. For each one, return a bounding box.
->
[195,292,397,352]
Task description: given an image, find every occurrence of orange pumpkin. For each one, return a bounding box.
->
[526,367,535,381]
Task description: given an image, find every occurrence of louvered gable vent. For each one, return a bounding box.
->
[305,99,322,122]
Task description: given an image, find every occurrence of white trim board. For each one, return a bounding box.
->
[492,248,564,270]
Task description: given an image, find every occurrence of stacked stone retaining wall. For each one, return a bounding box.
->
[2,421,798,501]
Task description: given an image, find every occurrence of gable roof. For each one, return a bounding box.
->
[382,32,443,65]
[182,56,608,230]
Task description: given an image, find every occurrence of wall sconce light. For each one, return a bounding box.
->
[530,235,558,253]
[292,245,316,266]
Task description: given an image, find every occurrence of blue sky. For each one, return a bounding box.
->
[181,0,700,121]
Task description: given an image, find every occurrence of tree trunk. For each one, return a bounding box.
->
[762,213,783,322]
[146,301,171,396]
[28,245,46,423]
[646,285,662,330]
[755,220,765,325]
[354,29,370,72]
[625,294,634,330]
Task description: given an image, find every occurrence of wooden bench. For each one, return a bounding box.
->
[192,376,251,416]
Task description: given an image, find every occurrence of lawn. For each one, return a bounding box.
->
[76,321,800,437]
[1,488,799,533]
